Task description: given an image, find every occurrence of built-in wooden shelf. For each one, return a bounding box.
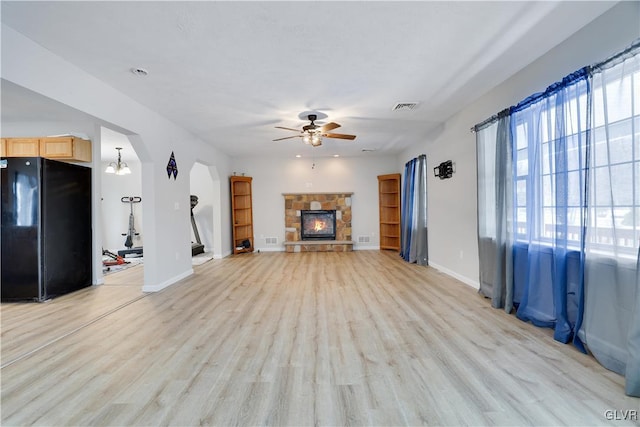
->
[378,173,401,251]
[230,176,254,254]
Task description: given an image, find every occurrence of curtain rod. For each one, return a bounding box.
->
[470,37,639,134]
[470,108,510,133]
[592,38,640,71]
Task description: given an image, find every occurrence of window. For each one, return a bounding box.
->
[512,64,640,256]
[589,63,640,254]
[511,77,590,249]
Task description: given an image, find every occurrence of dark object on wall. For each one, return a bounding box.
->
[434,160,454,179]
[166,151,178,179]
[1,157,92,302]
[191,195,205,256]
[118,196,143,258]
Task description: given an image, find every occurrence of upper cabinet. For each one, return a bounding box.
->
[5,138,40,157]
[1,139,7,157]
[2,137,92,162]
[40,137,92,162]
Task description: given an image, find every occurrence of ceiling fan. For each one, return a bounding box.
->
[273,114,356,147]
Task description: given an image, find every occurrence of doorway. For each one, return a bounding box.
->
[189,162,216,261]
[100,127,144,280]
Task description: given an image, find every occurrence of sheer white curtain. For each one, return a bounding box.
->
[476,111,514,312]
[579,43,640,396]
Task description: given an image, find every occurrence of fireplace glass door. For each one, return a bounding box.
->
[300,210,336,240]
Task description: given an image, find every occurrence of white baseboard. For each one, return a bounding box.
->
[142,268,194,292]
[215,250,233,259]
[255,246,285,252]
[428,261,479,290]
[354,245,380,251]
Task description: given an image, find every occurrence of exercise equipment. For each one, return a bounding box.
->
[118,196,144,257]
[102,248,129,266]
[191,195,205,256]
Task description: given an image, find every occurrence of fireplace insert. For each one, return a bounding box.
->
[300,210,336,240]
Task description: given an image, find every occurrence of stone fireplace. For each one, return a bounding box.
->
[283,193,353,252]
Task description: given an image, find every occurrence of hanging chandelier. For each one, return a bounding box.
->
[105,147,131,175]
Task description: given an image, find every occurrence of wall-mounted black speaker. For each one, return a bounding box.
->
[434,160,454,180]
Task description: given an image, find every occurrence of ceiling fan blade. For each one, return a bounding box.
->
[323,133,356,140]
[275,126,302,132]
[273,135,302,141]
[320,122,341,132]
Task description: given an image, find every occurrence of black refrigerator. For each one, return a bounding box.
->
[1,157,92,301]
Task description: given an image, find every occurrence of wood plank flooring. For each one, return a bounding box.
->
[1,251,638,426]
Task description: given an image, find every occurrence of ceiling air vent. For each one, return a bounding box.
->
[392,102,420,111]
[130,67,149,77]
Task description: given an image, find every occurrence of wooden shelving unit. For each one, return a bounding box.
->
[230,176,254,254]
[378,173,401,251]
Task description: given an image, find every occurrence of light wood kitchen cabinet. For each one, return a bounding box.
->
[5,138,40,157]
[2,137,92,162]
[1,139,6,157]
[39,137,92,162]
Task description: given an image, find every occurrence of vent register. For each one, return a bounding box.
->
[392,102,420,111]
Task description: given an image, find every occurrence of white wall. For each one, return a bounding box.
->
[0,121,95,139]
[399,1,640,288]
[2,23,232,291]
[231,155,399,251]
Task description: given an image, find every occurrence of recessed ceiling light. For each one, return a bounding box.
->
[295,154,302,158]
[333,154,340,157]
[130,67,149,76]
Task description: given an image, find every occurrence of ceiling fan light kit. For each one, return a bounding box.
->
[274,114,356,147]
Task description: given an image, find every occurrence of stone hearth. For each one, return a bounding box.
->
[283,193,354,252]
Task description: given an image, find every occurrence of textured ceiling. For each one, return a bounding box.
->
[1,1,616,159]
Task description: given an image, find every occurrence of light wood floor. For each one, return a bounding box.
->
[1,251,638,426]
